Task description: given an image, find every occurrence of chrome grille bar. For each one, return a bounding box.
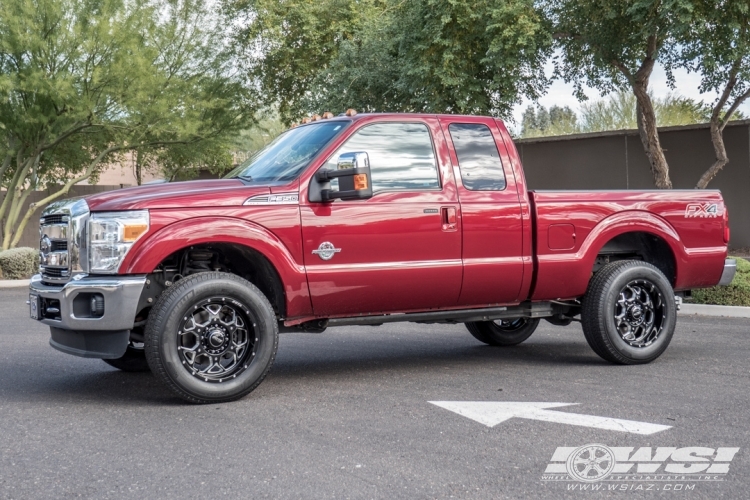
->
[39,199,89,285]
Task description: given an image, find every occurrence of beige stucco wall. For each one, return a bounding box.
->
[81,152,161,186]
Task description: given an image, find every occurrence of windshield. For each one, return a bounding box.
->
[227,121,349,182]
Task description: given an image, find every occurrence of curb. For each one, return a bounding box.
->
[679,303,750,319]
[0,279,30,289]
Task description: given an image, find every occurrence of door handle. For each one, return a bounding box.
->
[441,207,457,231]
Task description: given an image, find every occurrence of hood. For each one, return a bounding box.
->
[85,179,271,211]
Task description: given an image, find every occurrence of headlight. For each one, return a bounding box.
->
[88,211,149,273]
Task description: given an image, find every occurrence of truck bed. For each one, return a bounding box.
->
[529,189,728,300]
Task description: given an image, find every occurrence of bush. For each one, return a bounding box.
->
[691,257,750,307]
[0,247,40,280]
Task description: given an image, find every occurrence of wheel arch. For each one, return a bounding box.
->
[121,216,311,319]
[581,211,684,286]
[531,211,687,301]
[593,231,677,285]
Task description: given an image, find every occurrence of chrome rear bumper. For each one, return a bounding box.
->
[718,259,736,286]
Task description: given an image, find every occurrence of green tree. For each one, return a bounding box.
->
[550,0,694,188]
[231,115,287,166]
[223,0,380,124]
[549,105,578,131]
[226,0,553,121]
[0,0,254,249]
[579,91,638,131]
[579,91,713,133]
[678,0,750,188]
[521,104,578,137]
[520,92,719,138]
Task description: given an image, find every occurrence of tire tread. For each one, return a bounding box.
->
[144,272,278,404]
[582,260,673,365]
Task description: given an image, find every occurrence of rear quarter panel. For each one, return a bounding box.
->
[531,190,727,300]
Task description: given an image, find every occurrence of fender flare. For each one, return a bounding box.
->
[120,216,311,316]
[578,210,685,275]
[532,211,687,300]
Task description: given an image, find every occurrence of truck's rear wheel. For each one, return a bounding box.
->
[465,318,540,346]
[103,342,150,372]
[144,272,278,404]
[582,260,676,365]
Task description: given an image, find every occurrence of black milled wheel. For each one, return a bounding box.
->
[144,272,278,404]
[465,318,540,346]
[103,343,150,372]
[582,260,676,365]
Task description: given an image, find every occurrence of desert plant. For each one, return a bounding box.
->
[0,247,39,279]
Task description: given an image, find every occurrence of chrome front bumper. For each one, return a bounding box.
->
[29,274,147,331]
[718,259,737,286]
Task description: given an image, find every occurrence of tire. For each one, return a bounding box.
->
[465,318,540,346]
[144,272,279,404]
[103,343,150,372]
[582,260,676,365]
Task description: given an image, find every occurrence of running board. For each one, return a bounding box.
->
[327,302,564,327]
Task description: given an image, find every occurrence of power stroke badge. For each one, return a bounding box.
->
[312,241,341,261]
[542,444,740,491]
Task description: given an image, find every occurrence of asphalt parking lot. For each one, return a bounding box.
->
[0,286,748,499]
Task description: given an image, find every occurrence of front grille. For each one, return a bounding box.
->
[39,199,89,284]
[41,214,67,225]
[51,241,67,252]
[40,213,71,283]
[42,268,68,278]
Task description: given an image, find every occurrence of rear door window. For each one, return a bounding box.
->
[448,123,506,191]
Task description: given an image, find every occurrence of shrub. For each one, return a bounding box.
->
[0,247,40,280]
[691,257,750,307]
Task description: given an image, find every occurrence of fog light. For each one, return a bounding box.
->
[90,294,105,317]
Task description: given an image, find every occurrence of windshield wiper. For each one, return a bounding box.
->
[238,174,253,182]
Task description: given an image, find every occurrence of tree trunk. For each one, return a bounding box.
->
[632,81,672,189]
[696,119,728,189]
[696,72,750,188]
[9,145,128,248]
[0,155,36,250]
[135,150,143,186]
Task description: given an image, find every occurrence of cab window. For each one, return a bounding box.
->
[448,123,506,191]
[324,122,440,192]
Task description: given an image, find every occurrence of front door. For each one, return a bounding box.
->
[301,119,462,316]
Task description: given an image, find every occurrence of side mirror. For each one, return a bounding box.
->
[313,152,373,202]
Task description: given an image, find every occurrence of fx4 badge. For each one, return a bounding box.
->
[685,203,719,218]
[312,242,341,260]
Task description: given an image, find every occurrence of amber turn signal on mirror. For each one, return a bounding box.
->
[354,174,368,191]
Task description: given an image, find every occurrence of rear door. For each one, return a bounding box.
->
[439,117,526,306]
[301,118,462,316]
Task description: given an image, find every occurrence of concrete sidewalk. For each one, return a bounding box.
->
[680,303,750,319]
[0,279,29,289]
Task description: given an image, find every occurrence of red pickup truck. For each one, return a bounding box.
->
[30,112,735,403]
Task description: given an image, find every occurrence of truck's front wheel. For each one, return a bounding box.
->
[582,260,676,365]
[144,272,278,404]
[465,318,540,346]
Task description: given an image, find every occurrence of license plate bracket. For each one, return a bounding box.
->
[29,293,40,320]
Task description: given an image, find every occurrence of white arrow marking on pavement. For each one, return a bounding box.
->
[429,402,671,435]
